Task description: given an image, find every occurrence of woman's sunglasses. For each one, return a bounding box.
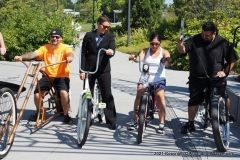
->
[150,42,160,46]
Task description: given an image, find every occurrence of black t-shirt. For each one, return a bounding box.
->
[185,33,238,78]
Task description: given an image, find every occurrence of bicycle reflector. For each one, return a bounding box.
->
[142,64,149,73]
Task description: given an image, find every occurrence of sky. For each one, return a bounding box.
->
[165,0,173,5]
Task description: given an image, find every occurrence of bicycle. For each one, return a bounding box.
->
[195,25,240,152]
[194,76,230,152]
[136,62,160,144]
[77,48,106,148]
[0,60,66,159]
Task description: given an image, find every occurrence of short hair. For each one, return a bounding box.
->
[149,32,162,42]
[97,15,110,25]
[202,21,218,34]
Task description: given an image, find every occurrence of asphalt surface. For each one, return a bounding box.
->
[0,32,240,160]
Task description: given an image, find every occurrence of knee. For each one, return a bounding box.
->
[59,90,69,99]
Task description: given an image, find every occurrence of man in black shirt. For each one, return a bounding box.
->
[177,21,238,134]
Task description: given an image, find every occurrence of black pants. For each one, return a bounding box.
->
[88,71,116,125]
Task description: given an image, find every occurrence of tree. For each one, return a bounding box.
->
[121,0,164,31]
[173,0,240,21]
[0,0,73,60]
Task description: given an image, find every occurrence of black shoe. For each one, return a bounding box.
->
[229,114,235,122]
[203,119,210,129]
[181,122,195,134]
[97,114,103,123]
[109,124,116,130]
[63,114,73,124]
[28,112,38,122]
[108,122,116,130]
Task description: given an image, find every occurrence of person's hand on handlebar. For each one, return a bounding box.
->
[105,49,114,56]
[129,54,138,62]
[14,56,23,61]
[79,73,86,80]
[66,56,73,63]
[216,71,226,78]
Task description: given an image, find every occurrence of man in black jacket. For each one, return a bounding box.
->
[177,21,238,135]
[79,15,116,130]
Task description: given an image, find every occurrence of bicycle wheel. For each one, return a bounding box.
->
[0,88,17,159]
[76,96,92,148]
[211,95,229,152]
[137,94,148,144]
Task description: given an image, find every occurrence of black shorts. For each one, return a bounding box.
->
[188,77,226,106]
[34,76,70,94]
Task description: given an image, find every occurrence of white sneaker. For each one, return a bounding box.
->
[158,123,165,134]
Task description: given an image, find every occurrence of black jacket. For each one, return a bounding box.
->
[80,30,115,74]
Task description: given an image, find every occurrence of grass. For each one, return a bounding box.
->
[117,40,172,55]
[79,23,92,32]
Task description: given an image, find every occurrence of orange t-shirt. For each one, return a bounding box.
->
[35,43,73,78]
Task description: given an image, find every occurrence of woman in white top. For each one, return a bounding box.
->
[128,32,170,133]
[0,32,6,55]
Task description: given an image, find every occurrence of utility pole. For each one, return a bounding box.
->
[92,0,96,30]
[127,0,131,46]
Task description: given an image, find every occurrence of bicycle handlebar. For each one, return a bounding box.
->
[79,48,107,74]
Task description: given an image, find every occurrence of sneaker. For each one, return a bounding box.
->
[63,114,73,124]
[224,141,230,149]
[181,122,195,134]
[127,121,137,131]
[97,114,103,123]
[158,123,165,134]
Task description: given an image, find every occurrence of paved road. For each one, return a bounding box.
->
[0,33,240,160]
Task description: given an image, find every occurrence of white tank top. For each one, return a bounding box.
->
[140,47,166,83]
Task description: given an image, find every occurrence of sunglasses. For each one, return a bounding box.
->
[101,24,110,29]
[150,42,160,46]
[51,35,61,39]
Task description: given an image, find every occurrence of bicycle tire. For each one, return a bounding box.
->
[211,95,229,152]
[137,94,148,144]
[77,97,92,148]
[0,88,17,159]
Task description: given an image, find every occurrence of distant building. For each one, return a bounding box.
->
[63,9,80,16]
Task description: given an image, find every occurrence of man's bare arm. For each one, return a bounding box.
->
[14,52,37,61]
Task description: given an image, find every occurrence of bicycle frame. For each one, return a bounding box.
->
[8,60,66,144]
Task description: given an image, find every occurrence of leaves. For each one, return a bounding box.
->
[0,0,73,60]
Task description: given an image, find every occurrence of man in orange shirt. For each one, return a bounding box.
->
[14,28,74,123]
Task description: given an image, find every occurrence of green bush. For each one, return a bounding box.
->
[0,1,74,61]
[115,28,148,47]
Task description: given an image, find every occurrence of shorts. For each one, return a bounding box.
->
[34,76,70,94]
[188,77,226,106]
[138,79,166,92]
[149,80,166,92]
